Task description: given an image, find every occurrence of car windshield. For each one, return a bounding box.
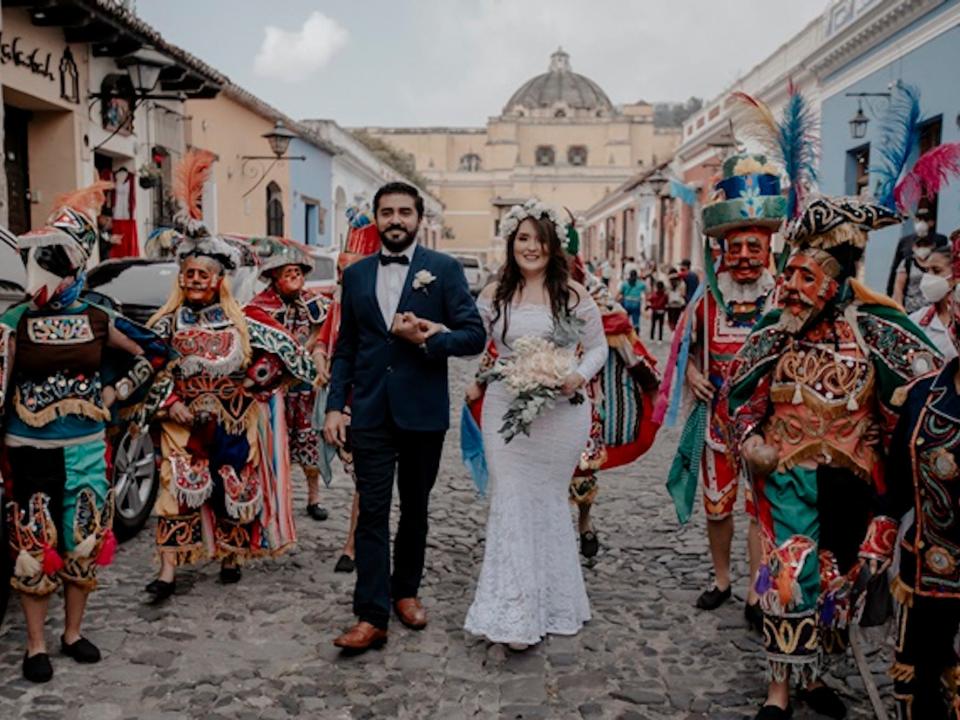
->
[0,233,25,292]
[308,256,335,282]
[87,261,179,307]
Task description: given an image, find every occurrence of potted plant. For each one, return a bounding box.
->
[138,162,163,189]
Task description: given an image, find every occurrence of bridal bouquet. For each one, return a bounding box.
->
[479,313,585,444]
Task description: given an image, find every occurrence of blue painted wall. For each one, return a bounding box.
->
[289,137,334,246]
[819,2,960,291]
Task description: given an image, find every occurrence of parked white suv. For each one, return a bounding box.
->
[452,254,484,296]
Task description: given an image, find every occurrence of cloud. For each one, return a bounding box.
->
[253,11,348,83]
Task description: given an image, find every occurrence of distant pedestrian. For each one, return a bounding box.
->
[647,280,667,342]
[617,269,646,331]
[666,271,685,330]
[679,258,699,301]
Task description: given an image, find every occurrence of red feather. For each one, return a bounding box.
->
[53,180,114,224]
[173,149,216,221]
[895,142,960,212]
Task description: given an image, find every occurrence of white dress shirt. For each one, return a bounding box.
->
[376,241,417,328]
[910,304,958,361]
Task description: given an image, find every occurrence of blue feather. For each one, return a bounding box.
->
[778,86,819,219]
[871,83,921,211]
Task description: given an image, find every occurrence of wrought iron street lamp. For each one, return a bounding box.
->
[240,121,306,198]
[117,48,171,96]
[844,92,892,140]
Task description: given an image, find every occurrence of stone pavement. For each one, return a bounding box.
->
[0,352,895,719]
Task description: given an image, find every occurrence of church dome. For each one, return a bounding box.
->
[503,48,615,118]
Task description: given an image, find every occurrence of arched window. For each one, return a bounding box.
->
[568,145,588,166]
[266,182,284,236]
[535,145,555,167]
[459,153,481,172]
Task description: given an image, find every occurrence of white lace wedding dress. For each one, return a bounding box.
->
[464,294,608,644]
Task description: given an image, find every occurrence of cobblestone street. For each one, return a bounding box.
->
[0,353,894,720]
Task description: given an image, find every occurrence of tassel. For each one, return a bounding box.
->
[42,544,64,575]
[96,529,117,567]
[74,532,98,559]
[777,576,793,609]
[792,383,803,405]
[15,549,42,578]
[846,395,859,412]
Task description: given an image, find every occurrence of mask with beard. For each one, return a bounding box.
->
[778,252,838,335]
[722,228,772,284]
[179,256,223,308]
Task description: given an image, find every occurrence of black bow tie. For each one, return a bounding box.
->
[379,254,410,266]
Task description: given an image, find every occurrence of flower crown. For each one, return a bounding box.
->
[499,198,567,242]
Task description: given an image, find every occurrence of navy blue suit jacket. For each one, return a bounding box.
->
[326,245,486,432]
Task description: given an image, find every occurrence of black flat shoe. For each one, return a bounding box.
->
[60,636,101,664]
[695,585,732,610]
[798,685,846,719]
[220,565,242,584]
[745,601,763,633]
[145,578,176,602]
[334,554,355,573]
[306,503,329,521]
[580,531,599,558]
[22,652,53,683]
[755,704,792,720]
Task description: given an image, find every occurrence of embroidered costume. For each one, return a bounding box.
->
[4,183,162,598]
[879,228,960,720]
[147,152,315,568]
[723,196,941,688]
[661,154,785,524]
[248,238,330,471]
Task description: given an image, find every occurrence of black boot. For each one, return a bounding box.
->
[798,685,846,719]
[22,652,53,683]
[695,585,731,610]
[745,601,763,633]
[145,578,176,602]
[60,636,101,663]
[754,704,792,720]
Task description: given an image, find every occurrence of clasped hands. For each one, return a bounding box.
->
[391,311,443,345]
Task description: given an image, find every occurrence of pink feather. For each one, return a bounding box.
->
[895,142,960,212]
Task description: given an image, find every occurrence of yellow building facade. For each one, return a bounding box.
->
[364,49,680,261]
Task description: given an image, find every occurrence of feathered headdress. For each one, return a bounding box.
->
[17,179,114,271]
[173,148,215,236]
[170,149,240,271]
[871,82,921,212]
[894,142,960,213]
[732,82,818,220]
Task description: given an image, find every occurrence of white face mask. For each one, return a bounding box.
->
[914,245,933,261]
[920,272,951,303]
[915,220,930,238]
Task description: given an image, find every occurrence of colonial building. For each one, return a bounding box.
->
[303,118,444,251]
[1,0,223,256]
[357,48,680,261]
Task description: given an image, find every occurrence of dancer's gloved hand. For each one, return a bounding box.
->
[742,435,779,476]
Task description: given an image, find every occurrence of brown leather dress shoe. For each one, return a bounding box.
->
[333,622,387,653]
[394,597,428,630]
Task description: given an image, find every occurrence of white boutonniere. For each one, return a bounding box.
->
[413,269,436,293]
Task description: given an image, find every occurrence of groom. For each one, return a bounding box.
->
[324,182,485,652]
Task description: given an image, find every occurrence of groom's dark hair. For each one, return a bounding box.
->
[374,182,424,219]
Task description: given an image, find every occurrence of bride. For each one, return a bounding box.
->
[463,201,608,649]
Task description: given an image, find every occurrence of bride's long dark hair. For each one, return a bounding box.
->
[492,216,577,342]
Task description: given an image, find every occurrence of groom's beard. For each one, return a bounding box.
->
[380,224,418,254]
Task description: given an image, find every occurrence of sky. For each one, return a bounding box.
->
[135,0,827,128]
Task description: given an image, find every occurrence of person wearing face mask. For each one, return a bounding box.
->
[2,182,166,682]
[893,229,941,314]
[145,151,316,603]
[908,246,956,360]
[878,227,960,720]
[248,240,331,521]
[723,196,942,720]
[886,206,949,298]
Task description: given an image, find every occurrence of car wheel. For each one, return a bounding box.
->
[112,430,159,542]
